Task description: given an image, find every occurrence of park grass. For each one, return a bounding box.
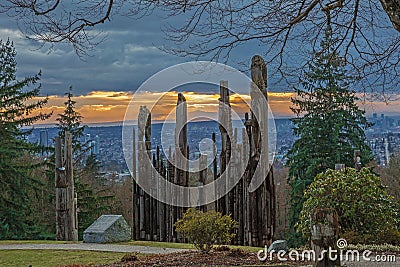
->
[0,240,263,253]
[0,240,81,245]
[0,249,126,267]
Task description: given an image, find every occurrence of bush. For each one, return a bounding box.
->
[297,167,400,244]
[343,229,400,245]
[175,208,236,253]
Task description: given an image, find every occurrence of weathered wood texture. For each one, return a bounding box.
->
[311,208,340,267]
[131,56,276,246]
[55,132,78,241]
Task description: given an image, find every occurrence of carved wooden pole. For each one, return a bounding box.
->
[212,132,218,212]
[161,155,167,241]
[55,136,65,240]
[244,112,253,245]
[241,127,250,245]
[150,153,156,240]
[55,132,78,241]
[137,105,151,240]
[169,149,177,242]
[232,127,241,244]
[311,208,340,267]
[145,109,152,240]
[218,80,232,215]
[132,127,140,240]
[198,153,208,212]
[67,132,78,241]
[156,146,166,241]
[249,55,275,246]
[65,132,78,241]
[166,147,173,242]
[175,93,188,218]
[173,93,189,241]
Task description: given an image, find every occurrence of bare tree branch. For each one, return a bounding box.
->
[0,0,399,93]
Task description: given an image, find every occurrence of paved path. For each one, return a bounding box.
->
[0,243,188,254]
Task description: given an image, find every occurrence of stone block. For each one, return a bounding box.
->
[83,215,131,243]
[267,240,288,253]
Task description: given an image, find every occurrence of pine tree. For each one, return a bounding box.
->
[0,39,51,238]
[285,28,373,246]
[56,87,86,154]
[77,153,114,238]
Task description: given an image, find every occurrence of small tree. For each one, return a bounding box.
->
[56,87,86,154]
[175,208,236,253]
[297,168,400,244]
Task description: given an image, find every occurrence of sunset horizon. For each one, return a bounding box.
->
[32,90,400,125]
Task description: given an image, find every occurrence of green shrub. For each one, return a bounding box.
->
[347,243,400,253]
[342,229,400,245]
[175,208,236,253]
[297,167,400,244]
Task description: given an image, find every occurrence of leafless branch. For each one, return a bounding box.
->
[0,0,399,94]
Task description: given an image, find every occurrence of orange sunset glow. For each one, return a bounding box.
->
[34,91,400,124]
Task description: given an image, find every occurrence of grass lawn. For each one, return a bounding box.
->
[0,240,264,267]
[0,240,81,245]
[0,249,126,267]
[0,239,263,252]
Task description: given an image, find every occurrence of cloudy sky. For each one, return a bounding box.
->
[0,9,399,124]
[0,12,188,95]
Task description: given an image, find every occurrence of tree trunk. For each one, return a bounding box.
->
[380,0,400,31]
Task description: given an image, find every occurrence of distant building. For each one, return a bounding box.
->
[94,135,100,154]
[39,130,48,147]
[39,130,48,156]
[85,134,92,155]
[85,133,91,143]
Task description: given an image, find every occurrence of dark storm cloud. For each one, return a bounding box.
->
[0,9,285,97]
[0,11,187,96]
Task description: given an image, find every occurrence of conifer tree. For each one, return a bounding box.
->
[56,87,86,154]
[77,153,113,238]
[285,27,373,246]
[0,39,51,238]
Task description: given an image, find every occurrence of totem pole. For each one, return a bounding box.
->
[249,55,275,246]
[174,93,189,241]
[55,132,78,241]
[137,105,152,239]
[218,81,233,214]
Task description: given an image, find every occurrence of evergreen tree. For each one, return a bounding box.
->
[0,39,51,238]
[56,87,86,154]
[77,153,113,238]
[285,28,373,246]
